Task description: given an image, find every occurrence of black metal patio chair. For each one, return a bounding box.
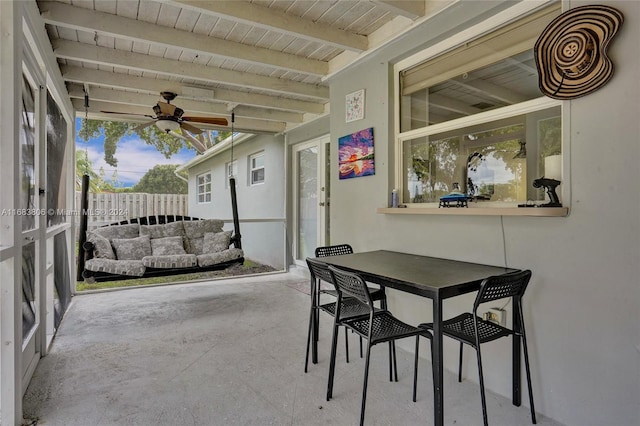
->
[305,244,388,370]
[326,265,433,426]
[305,257,371,372]
[419,269,536,426]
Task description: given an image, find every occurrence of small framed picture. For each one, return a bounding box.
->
[345,89,365,122]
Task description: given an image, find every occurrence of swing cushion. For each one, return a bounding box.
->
[83,217,243,280]
[184,219,224,255]
[84,258,146,277]
[111,235,152,260]
[86,233,116,260]
[140,221,185,239]
[91,223,140,240]
[197,248,244,267]
[142,254,198,269]
[203,231,233,253]
[150,236,187,256]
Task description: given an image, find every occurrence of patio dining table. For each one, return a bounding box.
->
[313,250,522,426]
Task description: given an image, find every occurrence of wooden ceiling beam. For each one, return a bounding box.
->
[62,66,322,115]
[67,84,304,123]
[53,40,328,101]
[72,98,287,134]
[170,0,368,52]
[40,2,328,76]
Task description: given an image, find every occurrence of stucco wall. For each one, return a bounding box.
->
[186,134,286,268]
[327,1,639,425]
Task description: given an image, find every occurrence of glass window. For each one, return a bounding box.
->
[225,160,238,188]
[20,75,36,231]
[397,5,562,207]
[196,172,211,203]
[250,152,265,185]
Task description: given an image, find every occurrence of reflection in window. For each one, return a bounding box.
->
[22,242,36,341]
[404,108,560,204]
[397,5,562,207]
[21,75,36,231]
[46,90,68,227]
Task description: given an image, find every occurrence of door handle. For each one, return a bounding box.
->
[319,202,325,207]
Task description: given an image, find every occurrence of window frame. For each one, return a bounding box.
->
[249,151,265,186]
[225,160,238,188]
[393,2,567,209]
[196,172,212,204]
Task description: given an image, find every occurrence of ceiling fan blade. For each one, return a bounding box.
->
[100,110,155,118]
[157,101,176,116]
[180,122,204,135]
[134,120,157,132]
[182,116,228,126]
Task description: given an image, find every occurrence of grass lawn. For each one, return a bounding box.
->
[76,259,277,292]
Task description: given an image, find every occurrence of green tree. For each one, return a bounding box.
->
[133,165,187,194]
[75,150,115,192]
[78,119,220,167]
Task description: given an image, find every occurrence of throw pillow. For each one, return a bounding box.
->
[183,219,224,239]
[150,236,187,256]
[92,223,140,240]
[203,231,232,253]
[111,235,152,260]
[185,237,204,255]
[140,221,185,239]
[86,232,116,260]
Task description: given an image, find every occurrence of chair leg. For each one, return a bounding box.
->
[413,336,420,402]
[326,320,341,401]
[388,341,394,381]
[313,282,320,364]
[458,341,464,382]
[304,302,315,373]
[392,341,399,382]
[345,326,350,363]
[520,322,537,424]
[359,336,363,358]
[475,345,489,426]
[359,342,373,426]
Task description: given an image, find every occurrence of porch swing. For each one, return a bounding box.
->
[77,113,244,283]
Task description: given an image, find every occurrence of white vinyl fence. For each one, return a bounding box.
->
[75,192,188,231]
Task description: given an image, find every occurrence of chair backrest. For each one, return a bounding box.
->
[473,269,532,311]
[328,265,374,308]
[315,244,353,257]
[306,257,334,285]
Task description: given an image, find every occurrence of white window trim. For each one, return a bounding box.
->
[393,1,568,207]
[225,160,238,188]
[249,152,265,186]
[196,172,212,204]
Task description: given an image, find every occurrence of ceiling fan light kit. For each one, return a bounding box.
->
[102,91,227,136]
[156,119,180,133]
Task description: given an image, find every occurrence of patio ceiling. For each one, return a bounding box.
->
[37,0,453,134]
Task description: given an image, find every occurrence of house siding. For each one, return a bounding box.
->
[186,134,286,269]
[327,1,639,425]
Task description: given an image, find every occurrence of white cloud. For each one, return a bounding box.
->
[79,136,196,187]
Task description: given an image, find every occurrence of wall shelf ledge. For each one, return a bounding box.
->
[376,206,569,217]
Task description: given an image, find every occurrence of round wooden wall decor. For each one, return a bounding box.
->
[534,5,624,100]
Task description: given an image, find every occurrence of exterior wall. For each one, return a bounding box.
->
[186,134,286,268]
[284,115,331,267]
[328,1,639,425]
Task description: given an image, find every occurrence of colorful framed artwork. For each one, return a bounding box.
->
[345,89,365,122]
[338,127,375,180]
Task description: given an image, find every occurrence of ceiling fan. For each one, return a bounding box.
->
[100,91,228,135]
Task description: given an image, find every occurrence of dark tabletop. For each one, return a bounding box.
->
[317,250,517,299]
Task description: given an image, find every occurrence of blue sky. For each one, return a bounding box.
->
[75,118,198,187]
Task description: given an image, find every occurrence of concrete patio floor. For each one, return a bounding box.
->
[23,272,562,426]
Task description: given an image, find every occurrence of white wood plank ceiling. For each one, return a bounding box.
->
[37,0,451,134]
